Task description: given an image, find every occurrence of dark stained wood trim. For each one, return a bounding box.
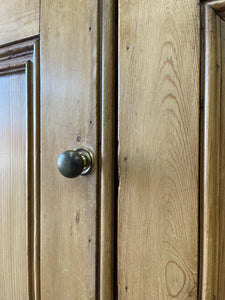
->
[33,40,40,300]
[0,39,39,75]
[26,59,34,300]
[202,0,225,20]
[99,0,116,299]
[0,65,26,76]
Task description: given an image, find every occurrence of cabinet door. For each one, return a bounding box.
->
[0,1,103,299]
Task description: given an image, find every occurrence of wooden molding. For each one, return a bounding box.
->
[203,0,225,20]
[200,2,222,299]
[0,41,35,75]
[99,0,116,299]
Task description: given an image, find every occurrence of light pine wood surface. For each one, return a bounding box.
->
[0,72,29,300]
[40,0,98,299]
[118,1,200,298]
[0,40,39,299]
[0,0,39,46]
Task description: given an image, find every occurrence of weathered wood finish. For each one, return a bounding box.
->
[40,1,98,299]
[0,40,40,299]
[118,1,200,298]
[99,0,116,299]
[0,0,39,46]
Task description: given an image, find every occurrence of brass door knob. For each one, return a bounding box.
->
[57,147,95,178]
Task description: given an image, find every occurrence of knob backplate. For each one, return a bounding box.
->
[75,147,95,175]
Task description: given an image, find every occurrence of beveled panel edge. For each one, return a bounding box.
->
[26,60,34,300]
[26,40,40,300]
[0,65,26,76]
[32,40,40,300]
[0,38,39,75]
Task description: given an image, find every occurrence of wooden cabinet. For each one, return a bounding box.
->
[0,0,225,299]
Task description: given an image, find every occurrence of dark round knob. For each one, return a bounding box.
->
[57,150,85,178]
[57,148,95,178]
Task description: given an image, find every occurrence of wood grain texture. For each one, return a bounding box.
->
[0,0,39,46]
[0,71,29,300]
[218,17,225,299]
[99,0,116,299]
[118,1,199,298]
[0,40,40,299]
[200,6,221,299]
[40,1,98,299]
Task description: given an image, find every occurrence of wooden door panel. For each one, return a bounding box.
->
[0,40,40,299]
[0,0,105,298]
[40,1,98,299]
[118,1,200,298]
[0,72,28,300]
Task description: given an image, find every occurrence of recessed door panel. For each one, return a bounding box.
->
[0,72,29,300]
[0,40,40,299]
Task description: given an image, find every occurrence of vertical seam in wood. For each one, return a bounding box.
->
[96,0,102,298]
[114,0,119,298]
[199,4,205,299]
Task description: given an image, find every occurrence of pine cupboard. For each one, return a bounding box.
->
[0,0,224,299]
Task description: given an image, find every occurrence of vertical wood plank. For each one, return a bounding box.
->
[40,1,98,299]
[118,1,200,298]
